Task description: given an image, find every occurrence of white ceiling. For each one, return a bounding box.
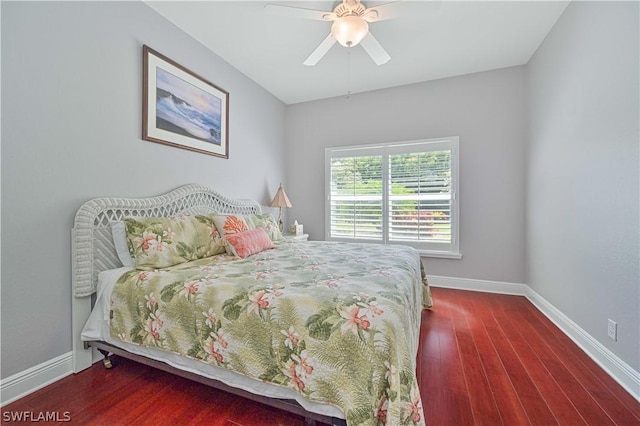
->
[146,1,569,105]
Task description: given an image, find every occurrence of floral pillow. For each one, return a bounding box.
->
[123,214,225,270]
[211,214,251,254]
[225,227,275,258]
[245,213,283,241]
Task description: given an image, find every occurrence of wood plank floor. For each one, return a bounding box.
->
[2,287,638,425]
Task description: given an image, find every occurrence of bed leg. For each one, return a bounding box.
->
[97,348,113,369]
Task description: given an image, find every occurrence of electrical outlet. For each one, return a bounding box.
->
[607,319,617,341]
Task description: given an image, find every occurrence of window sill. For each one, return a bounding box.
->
[417,250,463,259]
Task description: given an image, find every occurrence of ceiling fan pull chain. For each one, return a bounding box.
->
[346,47,352,99]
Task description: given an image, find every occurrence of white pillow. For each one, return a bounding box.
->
[110,221,135,267]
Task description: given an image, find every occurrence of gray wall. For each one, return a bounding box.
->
[1,1,286,378]
[527,1,639,369]
[285,67,527,284]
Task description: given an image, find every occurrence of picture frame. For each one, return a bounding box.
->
[143,45,229,158]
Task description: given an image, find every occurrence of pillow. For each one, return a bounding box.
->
[110,221,135,267]
[245,213,283,241]
[123,214,225,269]
[225,228,275,259]
[211,214,250,254]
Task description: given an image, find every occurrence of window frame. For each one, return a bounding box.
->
[325,137,461,259]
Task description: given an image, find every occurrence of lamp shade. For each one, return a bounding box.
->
[270,184,292,208]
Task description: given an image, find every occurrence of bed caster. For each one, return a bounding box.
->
[102,357,113,369]
[97,348,113,369]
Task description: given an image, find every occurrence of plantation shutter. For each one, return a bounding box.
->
[388,149,452,245]
[328,153,384,240]
[326,138,459,258]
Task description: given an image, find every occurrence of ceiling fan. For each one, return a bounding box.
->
[265,0,411,66]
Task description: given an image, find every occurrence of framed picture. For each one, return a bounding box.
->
[143,45,229,158]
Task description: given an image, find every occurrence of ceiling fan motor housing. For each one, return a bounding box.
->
[335,0,367,17]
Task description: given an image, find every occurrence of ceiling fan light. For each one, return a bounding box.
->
[331,16,369,47]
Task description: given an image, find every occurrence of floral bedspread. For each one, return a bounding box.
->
[110,241,432,425]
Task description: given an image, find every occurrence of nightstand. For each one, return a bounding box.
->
[283,234,309,241]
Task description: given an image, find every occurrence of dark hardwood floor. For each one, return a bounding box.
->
[2,287,638,425]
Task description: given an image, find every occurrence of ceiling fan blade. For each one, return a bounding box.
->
[303,34,337,66]
[363,0,441,22]
[264,3,335,21]
[360,32,391,65]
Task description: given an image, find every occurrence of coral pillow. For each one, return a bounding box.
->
[225,228,274,259]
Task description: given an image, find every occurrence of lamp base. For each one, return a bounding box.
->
[278,208,284,233]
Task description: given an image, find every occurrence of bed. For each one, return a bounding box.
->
[71,184,432,426]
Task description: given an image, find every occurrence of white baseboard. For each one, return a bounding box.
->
[429,275,640,402]
[428,274,528,295]
[525,287,640,402]
[0,352,73,407]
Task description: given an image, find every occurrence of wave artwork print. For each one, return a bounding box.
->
[155,67,222,145]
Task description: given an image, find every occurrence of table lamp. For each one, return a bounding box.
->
[270,183,292,232]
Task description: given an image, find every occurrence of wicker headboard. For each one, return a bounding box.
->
[72,184,262,297]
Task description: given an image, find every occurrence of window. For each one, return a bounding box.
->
[325,137,460,258]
